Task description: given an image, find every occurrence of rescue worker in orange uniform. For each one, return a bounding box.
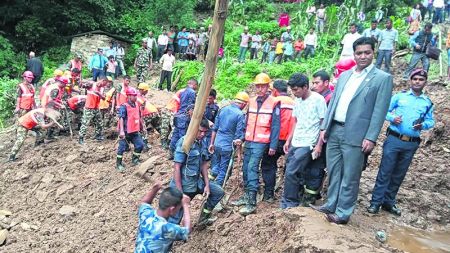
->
[115,75,131,110]
[41,76,69,138]
[231,73,281,216]
[137,82,159,150]
[9,108,62,161]
[15,71,36,116]
[67,95,87,130]
[39,69,63,104]
[99,81,117,128]
[260,80,295,203]
[116,87,146,171]
[78,75,112,144]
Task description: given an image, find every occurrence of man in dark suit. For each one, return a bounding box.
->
[311,37,393,224]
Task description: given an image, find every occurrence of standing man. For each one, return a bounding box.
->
[157,30,169,62]
[310,37,393,224]
[340,23,361,60]
[403,23,435,80]
[116,88,146,171]
[376,19,398,73]
[68,54,83,75]
[250,30,262,60]
[135,39,153,83]
[169,79,198,156]
[433,0,445,24]
[311,70,333,105]
[89,48,108,81]
[367,69,434,216]
[78,75,111,144]
[116,43,126,77]
[261,80,295,203]
[362,20,381,44]
[209,92,248,187]
[26,52,44,87]
[280,73,327,209]
[303,28,318,60]
[316,4,326,33]
[238,27,251,63]
[170,119,224,225]
[116,75,131,109]
[159,48,176,91]
[15,71,36,117]
[204,89,220,149]
[146,31,157,55]
[197,27,208,61]
[281,26,293,43]
[177,27,189,59]
[167,26,176,52]
[231,73,281,216]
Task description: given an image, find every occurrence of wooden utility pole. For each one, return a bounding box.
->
[181,0,229,153]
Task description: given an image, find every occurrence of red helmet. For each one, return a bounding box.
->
[334,59,356,79]
[56,76,69,84]
[126,87,138,96]
[22,71,34,79]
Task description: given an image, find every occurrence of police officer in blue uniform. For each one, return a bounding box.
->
[367,68,434,216]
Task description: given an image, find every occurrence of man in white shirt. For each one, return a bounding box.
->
[340,23,361,60]
[159,48,176,91]
[146,31,157,51]
[432,0,445,23]
[238,27,251,63]
[116,43,126,76]
[157,30,169,63]
[250,30,262,60]
[280,73,327,209]
[303,28,318,59]
[316,4,326,33]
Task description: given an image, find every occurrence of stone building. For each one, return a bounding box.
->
[70,30,132,63]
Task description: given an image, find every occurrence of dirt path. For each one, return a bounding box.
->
[0,69,449,252]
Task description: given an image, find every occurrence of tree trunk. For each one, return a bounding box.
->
[181,0,229,153]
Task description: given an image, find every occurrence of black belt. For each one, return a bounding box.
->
[387,128,421,143]
[332,120,345,126]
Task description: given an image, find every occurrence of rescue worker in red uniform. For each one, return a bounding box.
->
[116,88,146,172]
[231,73,281,216]
[15,71,36,116]
[67,95,87,130]
[260,80,295,203]
[116,75,131,110]
[41,76,69,138]
[39,69,63,103]
[9,108,61,161]
[78,75,112,144]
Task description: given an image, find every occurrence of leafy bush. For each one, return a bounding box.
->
[0,36,26,79]
[0,77,19,128]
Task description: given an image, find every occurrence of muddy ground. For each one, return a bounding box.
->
[0,67,449,253]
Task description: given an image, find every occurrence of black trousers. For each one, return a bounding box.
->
[159,70,172,91]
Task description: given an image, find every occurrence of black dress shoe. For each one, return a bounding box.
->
[326,213,349,225]
[309,204,332,214]
[367,204,380,214]
[382,204,401,216]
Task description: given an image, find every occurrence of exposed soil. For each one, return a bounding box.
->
[0,64,449,252]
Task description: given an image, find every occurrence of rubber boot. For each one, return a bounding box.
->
[78,136,84,144]
[116,157,125,172]
[143,139,151,151]
[302,192,317,207]
[132,153,140,165]
[8,154,16,162]
[262,190,275,203]
[168,149,174,160]
[198,208,212,225]
[46,128,56,140]
[95,134,105,141]
[161,139,168,150]
[231,192,248,206]
[34,139,44,147]
[239,191,257,216]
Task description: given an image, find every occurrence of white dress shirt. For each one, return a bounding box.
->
[334,64,374,122]
[304,33,317,47]
[158,34,169,46]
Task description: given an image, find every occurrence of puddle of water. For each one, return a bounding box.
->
[388,226,450,253]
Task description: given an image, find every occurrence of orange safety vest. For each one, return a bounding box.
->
[18,108,45,130]
[245,95,279,143]
[137,95,158,117]
[39,78,55,101]
[41,83,63,108]
[99,88,116,109]
[67,95,87,111]
[18,83,35,110]
[275,95,295,141]
[116,84,128,108]
[85,84,102,109]
[70,59,82,71]
[165,88,185,113]
[124,102,141,133]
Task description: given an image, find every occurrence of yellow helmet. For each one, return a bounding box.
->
[53,69,64,77]
[138,82,150,91]
[63,70,72,78]
[253,73,271,85]
[235,91,250,103]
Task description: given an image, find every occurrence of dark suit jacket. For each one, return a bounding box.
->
[321,66,393,147]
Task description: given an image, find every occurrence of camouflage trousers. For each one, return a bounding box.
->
[136,65,148,83]
[159,109,173,144]
[10,125,43,156]
[79,108,103,137]
[101,108,115,128]
[141,114,161,142]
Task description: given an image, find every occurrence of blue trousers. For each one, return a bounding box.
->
[210,146,233,187]
[92,68,105,81]
[168,179,224,224]
[170,116,189,152]
[323,124,365,221]
[242,143,267,192]
[117,132,144,155]
[403,52,430,78]
[370,135,419,207]
[433,8,443,23]
[261,140,285,195]
[280,146,312,209]
[376,49,393,73]
[238,46,248,62]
